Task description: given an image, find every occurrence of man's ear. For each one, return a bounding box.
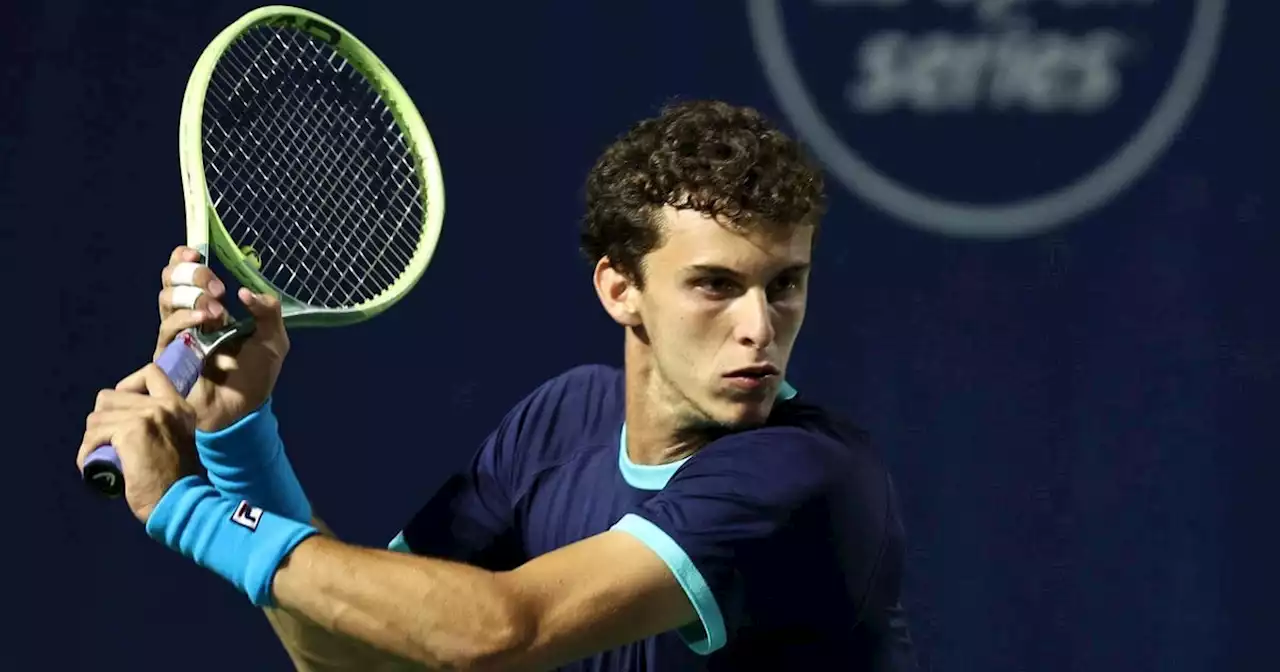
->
[593,257,642,327]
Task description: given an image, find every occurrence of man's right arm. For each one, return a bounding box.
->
[193,407,421,669]
[238,379,540,670]
[262,518,424,671]
[261,476,526,672]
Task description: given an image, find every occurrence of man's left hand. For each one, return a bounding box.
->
[78,363,201,523]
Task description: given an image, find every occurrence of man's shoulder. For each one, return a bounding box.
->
[767,394,872,451]
[691,398,899,556]
[732,395,874,459]
[518,363,623,420]
[692,395,887,490]
[540,363,624,394]
[494,363,624,464]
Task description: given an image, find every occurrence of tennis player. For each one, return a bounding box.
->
[79,100,919,671]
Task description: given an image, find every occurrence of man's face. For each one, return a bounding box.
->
[634,206,813,429]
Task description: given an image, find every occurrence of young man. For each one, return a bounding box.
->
[79,100,919,670]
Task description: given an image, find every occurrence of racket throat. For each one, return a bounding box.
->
[185,318,257,357]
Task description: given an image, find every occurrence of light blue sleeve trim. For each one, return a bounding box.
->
[777,380,797,401]
[387,531,412,554]
[611,513,726,655]
[618,424,688,491]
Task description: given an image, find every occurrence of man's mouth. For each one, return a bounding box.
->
[725,364,780,378]
[723,364,780,389]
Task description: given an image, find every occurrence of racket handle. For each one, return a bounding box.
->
[81,335,206,498]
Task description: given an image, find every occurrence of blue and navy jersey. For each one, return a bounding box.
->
[391,364,918,671]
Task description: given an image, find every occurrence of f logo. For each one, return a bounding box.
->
[230,500,263,531]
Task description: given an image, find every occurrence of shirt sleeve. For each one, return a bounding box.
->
[388,387,542,570]
[389,365,620,569]
[610,427,887,656]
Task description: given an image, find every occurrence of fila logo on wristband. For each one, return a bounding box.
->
[230,500,263,531]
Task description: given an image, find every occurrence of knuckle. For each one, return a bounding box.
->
[161,307,192,328]
[144,404,166,424]
[196,267,219,289]
[161,262,183,288]
[129,420,152,442]
[171,285,205,310]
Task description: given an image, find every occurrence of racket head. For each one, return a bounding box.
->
[178,5,445,328]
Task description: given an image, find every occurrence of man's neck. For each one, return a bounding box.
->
[621,335,704,467]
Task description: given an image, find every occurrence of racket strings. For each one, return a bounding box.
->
[201,25,424,309]
[214,31,419,298]
[210,33,417,304]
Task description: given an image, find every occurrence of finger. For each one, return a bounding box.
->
[77,423,118,471]
[93,387,154,412]
[169,245,203,266]
[239,288,285,336]
[159,286,224,322]
[138,363,183,401]
[112,363,162,396]
[155,308,217,355]
[85,409,139,431]
[137,364,196,434]
[76,413,151,472]
[162,261,225,297]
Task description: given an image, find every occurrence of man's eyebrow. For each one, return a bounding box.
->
[684,262,811,275]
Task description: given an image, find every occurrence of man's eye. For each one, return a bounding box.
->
[695,277,737,296]
[769,275,803,297]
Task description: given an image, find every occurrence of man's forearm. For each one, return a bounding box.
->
[264,603,419,671]
[269,534,529,671]
[261,518,423,671]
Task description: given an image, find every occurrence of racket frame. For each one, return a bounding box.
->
[179,4,446,329]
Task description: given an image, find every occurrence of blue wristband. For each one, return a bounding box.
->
[196,398,312,523]
[146,475,319,607]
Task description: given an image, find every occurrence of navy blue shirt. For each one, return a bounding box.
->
[391,365,918,670]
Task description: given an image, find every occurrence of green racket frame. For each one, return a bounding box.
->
[179,5,446,327]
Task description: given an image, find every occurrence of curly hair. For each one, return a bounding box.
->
[580,99,826,285]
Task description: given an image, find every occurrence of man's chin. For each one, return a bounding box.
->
[711,399,774,430]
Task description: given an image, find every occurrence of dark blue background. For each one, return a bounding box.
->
[6,1,1275,670]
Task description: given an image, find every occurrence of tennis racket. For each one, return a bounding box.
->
[81,5,445,497]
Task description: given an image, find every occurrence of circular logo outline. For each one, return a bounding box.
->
[746,0,1228,239]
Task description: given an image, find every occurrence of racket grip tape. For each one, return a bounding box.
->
[81,335,205,498]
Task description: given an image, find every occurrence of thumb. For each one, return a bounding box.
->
[115,363,181,399]
[140,362,183,400]
[238,288,286,335]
